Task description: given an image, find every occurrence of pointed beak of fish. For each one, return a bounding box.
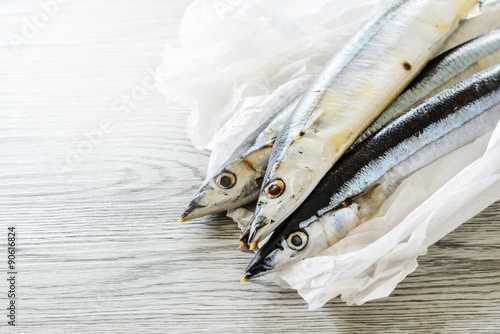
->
[241,249,274,281]
[241,263,271,282]
[239,218,253,246]
[179,195,207,222]
[247,216,268,248]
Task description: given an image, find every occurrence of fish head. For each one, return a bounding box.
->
[246,139,325,245]
[243,203,362,280]
[179,152,268,221]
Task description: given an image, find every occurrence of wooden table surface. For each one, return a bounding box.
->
[1,1,500,332]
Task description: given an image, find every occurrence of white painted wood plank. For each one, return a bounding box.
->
[0,1,499,333]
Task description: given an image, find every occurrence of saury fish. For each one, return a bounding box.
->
[183,27,500,223]
[242,64,500,281]
[178,97,300,222]
[179,0,500,222]
[246,0,480,248]
[182,26,500,223]
[240,28,500,245]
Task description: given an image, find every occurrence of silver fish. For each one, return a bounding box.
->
[178,96,300,222]
[246,0,479,248]
[239,28,500,245]
[242,64,500,281]
[184,27,500,224]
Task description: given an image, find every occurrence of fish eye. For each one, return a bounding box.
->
[286,231,308,251]
[215,172,236,189]
[265,179,285,199]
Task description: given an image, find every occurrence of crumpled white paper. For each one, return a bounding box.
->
[158,0,500,308]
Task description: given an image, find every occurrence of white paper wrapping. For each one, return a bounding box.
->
[158,0,500,308]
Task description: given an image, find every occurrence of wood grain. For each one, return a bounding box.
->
[1,0,499,332]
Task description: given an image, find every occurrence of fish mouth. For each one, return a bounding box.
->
[239,222,252,246]
[239,210,262,247]
[241,258,274,282]
[179,199,207,222]
[241,234,281,281]
[247,216,270,249]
